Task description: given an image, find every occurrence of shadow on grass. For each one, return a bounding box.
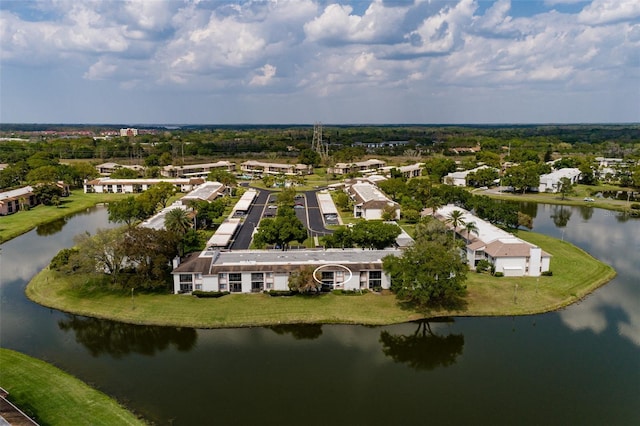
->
[395,292,469,317]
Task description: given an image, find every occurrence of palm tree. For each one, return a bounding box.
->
[463,221,479,244]
[164,208,191,236]
[445,210,465,245]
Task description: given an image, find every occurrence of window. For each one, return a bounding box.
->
[219,283,227,291]
[251,272,264,293]
[368,271,382,289]
[229,273,242,292]
[179,274,193,293]
[321,271,334,286]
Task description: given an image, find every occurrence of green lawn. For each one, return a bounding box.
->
[480,184,638,215]
[0,190,129,243]
[0,349,145,426]
[26,231,615,327]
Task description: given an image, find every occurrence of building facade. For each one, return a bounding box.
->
[0,186,35,216]
[538,168,581,193]
[84,178,204,193]
[171,249,399,294]
[435,205,551,277]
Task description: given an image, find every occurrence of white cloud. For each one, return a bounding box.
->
[304,0,406,44]
[0,1,639,123]
[249,63,277,86]
[578,0,640,25]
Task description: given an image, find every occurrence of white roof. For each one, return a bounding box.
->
[206,218,241,247]
[233,189,258,212]
[139,203,189,230]
[181,181,224,201]
[350,182,391,204]
[541,168,581,181]
[435,205,518,245]
[317,191,338,215]
[0,186,33,201]
[446,165,493,180]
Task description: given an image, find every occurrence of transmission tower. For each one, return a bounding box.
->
[312,122,329,160]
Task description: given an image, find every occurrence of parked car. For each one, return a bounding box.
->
[584,197,595,202]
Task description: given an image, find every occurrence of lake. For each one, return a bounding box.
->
[0,204,638,425]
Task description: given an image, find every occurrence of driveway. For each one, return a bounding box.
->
[230,189,270,250]
[304,190,333,238]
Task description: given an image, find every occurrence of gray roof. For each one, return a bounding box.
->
[174,248,401,276]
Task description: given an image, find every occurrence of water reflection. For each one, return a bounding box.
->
[58,315,198,357]
[577,205,594,221]
[36,217,68,236]
[550,205,572,228]
[379,320,464,371]
[268,323,323,340]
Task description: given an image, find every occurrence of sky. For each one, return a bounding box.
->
[0,0,639,125]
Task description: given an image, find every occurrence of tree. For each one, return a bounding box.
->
[632,166,640,189]
[110,168,140,179]
[32,183,63,206]
[26,165,61,184]
[466,168,499,188]
[320,226,354,248]
[73,228,128,283]
[333,191,351,212]
[253,208,307,249]
[122,227,179,289]
[288,265,320,293]
[298,149,321,167]
[423,157,456,180]
[445,210,465,245]
[558,177,575,200]
[383,239,468,308]
[208,169,237,188]
[108,196,142,227]
[262,175,275,188]
[277,186,297,207]
[406,177,432,206]
[164,208,192,236]
[350,220,401,249]
[462,221,479,244]
[502,163,540,194]
[377,178,407,201]
[145,182,176,209]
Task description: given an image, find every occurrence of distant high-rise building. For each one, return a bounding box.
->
[120,128,138,137]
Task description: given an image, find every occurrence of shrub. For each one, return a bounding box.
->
[493,272,504,277]
[264,290,297,297]
[332,289,368,296]
[50,248,80,272]
[541,270,553,276]
[192,290,230,298]
[476,259,491,273]
[630,203,640,210]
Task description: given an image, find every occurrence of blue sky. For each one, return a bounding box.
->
[1,0,638,124]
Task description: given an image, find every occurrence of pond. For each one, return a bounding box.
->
[0,204,638,425]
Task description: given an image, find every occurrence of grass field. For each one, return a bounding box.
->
[479,184,639,215]
[26,231,616,328]
[0,190,129,243]
[0,349,145,426]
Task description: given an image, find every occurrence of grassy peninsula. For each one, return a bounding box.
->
[27,231,616,328]
[0,190,129,244]
[0,349,144,426]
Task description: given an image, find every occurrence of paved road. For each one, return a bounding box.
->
[230,189,332,249]
[304,190,332,238]
[230,189,270,250]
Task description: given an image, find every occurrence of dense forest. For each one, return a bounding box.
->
[1,124,639,165]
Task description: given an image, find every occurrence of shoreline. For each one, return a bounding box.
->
[26,230,616,329]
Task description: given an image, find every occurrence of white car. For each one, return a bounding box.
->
[584,197,595,202]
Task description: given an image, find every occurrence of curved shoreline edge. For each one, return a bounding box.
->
[26,231,617,329]
[0,349,145,425]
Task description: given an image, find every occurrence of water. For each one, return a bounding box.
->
[1,205,638,425]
